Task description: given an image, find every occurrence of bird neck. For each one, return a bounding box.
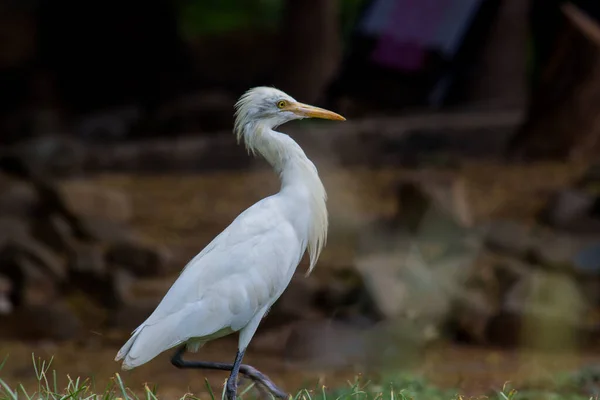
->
[241,121,328,274]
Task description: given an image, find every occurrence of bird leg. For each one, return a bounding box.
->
[225,349,244,400]
[171,346,288,400]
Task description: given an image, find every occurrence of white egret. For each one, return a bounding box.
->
[114,87,345,400]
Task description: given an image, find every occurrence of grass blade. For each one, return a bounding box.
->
[19,383,33,400]
[204,377,216,400]
[0,355,8,373]
[115,373,130,400]
[0,377,18,400]
[238,381,256,398]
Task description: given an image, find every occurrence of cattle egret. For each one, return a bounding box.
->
[115,87,345,400]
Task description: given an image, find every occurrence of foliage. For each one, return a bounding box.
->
[175,0,368,39]
[0,354,598,400]
[176,0,283,37]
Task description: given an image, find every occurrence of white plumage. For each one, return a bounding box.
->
[114,87,345,380]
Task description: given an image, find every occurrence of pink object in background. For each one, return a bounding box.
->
[372,37,425,71]
[370,0,453,71]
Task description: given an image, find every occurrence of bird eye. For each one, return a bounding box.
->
[276,100,287,109]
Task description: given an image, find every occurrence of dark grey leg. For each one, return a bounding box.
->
[170,346,288,399]
[225,349,245,400]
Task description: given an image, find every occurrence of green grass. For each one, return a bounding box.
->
[0,354,598,400]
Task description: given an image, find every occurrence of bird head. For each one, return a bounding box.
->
[234,87,345,140]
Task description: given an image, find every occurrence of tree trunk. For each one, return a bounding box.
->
[506,2,600,162]
[273,0,341,104]
[464,0,530,109]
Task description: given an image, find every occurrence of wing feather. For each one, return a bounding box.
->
[116,301,233,369]
[115,196,304,370]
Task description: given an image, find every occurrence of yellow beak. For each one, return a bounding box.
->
[285,102,346,121]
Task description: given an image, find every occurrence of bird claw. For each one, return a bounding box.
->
[169,347,288,400]
[239,364,289,399]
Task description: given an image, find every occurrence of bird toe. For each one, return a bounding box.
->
[226,380,238,400]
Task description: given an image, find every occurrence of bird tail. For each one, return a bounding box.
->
[115,303,229,370]
[114,321,183,370]
[114,326,150,370]
[114,331,139,369]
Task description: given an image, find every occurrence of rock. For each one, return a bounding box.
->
[483,220,535,258]
[539,189,600,232]
[32,215,139,255]
[362,318,434,369]
[58,181,132,223]
[14,134,85,178]
[20,257,60,306]
[391,174,472,228]
[267,273,321,326]
[451,253,531,344]
[391,177,472,235]
[486,306,594,350]
[360,174,476,261]
[528,230,588,271]
[357,219,411,258]
[0,156,182,340]
[0,181,39,218]
[314,268,382,322]
[284,317,431,371]
[112,270,173,306]
[394,182,431,233]
[503,270,586,322]
[0,295,12,315]
[0,225,67,290]
[68,242,106,276]
[252,324,296,355]
[0,216,29,246]
[79,217,139,243]
[5,175,94,243]
[484,310,523,347]
[354,252,411,319]
[0,246,61,310]
[0,246,61,308]
[578,276,600,306]
[573,243,600,276]
[0,274,13,314]
[0,274,12,294]
[578,163,600,188]
[491,269,589,350]
[67,242,125,308]
[315,278,358,312]
[283,319,368,369]
[354,244,475,325]
[483,219,600,273]
[417,173,474,228]
[264,269,379,335]
[30,215,76,254]
[452,287,499,344]
[13,234,67,281]
[105,240,171,277]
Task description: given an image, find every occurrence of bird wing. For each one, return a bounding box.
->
[116,195,305,368]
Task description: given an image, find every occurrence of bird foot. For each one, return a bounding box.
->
[238,364,288,399]
[170,347,288,399]
[226,378,238,400]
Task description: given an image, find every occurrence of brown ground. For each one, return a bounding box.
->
[0,160,594,397]
[2,339,598,398]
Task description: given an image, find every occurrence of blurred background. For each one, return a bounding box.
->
[1,0,600,397]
